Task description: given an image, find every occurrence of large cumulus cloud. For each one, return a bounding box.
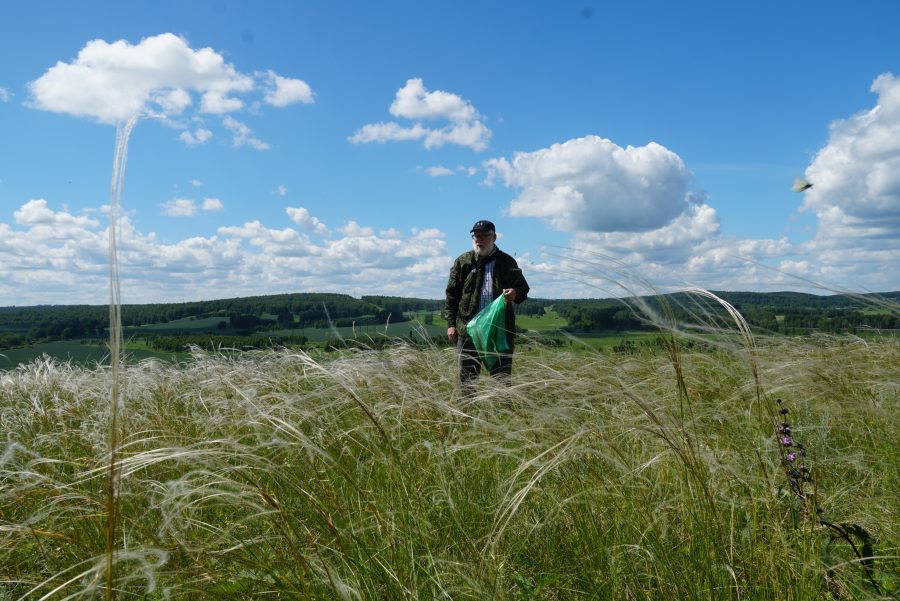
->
[483,135,837,294]
[803,73,900,243]
[28,33,313,148]
[0,200,450,304]
[485,136,693,232]
[796,73,900,287]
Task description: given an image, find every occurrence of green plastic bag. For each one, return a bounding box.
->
[465,294,510,371]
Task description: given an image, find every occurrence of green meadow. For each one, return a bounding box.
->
[125,316,231,334]
[0,339,190,370]
[1,303,897,599]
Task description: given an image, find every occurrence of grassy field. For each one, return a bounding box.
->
[0,339,190,369]
[125,316,229,334]
[1,320,897,599]
[268,320,447,342]
[516,309,569,331]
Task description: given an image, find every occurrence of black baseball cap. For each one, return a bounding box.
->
[470,220,495,233]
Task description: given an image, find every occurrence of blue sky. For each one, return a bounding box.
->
[1,0,899,305]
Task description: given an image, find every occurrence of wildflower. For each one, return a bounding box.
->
[778,422,791,434]
[785,452,797,462]
[780,436,793,447]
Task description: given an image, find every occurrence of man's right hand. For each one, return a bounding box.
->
[447,327,458,343]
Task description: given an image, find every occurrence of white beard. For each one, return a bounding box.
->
[473,240,495,257]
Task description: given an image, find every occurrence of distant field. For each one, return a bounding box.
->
[10,303,892,368]
[0,307,662,367]
[124,307,611,343]
[517,308,569,331]
[518,329,661,351]
[0,340,190,369]
[125,316,229,334]
[567,330,661,350]
[268,320,446,342]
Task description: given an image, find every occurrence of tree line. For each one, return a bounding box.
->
[545,291,900,334]
[1,290,897,351]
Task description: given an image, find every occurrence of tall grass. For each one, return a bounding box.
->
[104,115,138,601]
[1,323,897,598]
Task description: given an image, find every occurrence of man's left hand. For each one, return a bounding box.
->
[503,288,517,302]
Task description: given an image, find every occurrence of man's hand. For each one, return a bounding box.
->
[447,327,458,343]
[503,288,517,303]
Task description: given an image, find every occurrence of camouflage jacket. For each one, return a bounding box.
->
[444,247,529,339]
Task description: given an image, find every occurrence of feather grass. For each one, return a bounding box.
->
[1,325,896,598]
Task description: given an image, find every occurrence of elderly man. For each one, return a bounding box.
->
[444,220,530,391]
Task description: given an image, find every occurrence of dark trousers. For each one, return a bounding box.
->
[458,335,513,395]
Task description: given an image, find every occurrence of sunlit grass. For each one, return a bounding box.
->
[1,331,897,599]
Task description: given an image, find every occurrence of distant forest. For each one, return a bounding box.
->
[0,293,443,350]
[1,290,898,351]
[534,290,900,335]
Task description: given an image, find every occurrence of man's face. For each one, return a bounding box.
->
[472,230,496,257]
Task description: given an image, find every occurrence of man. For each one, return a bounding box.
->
[444,220,530,391]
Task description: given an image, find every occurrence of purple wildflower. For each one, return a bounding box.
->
[775,400,816,501]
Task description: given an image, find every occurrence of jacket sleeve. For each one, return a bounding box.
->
[444,257,462,326]
[507,258,529,304]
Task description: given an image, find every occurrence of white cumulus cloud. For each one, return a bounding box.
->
[161,198,197,217]
[262,70,314,107]
[338,221,375,237]
[389,78,477,123]
[28,33,254,124]
[486,135,691,232]
[151,87,192,114]
[14,199,99,228]
[202,197,223,211]
[350,78,491,151]
[425,165,453,177]
[803,73,900,244]
[200,91,244,114]
[796,72,900,286]
[179,127,213,146]
[217,221,316,257]
[0,87,11,102]
[425,121,491,150]
[27,33,313,150]
[286,206,330,236]
[349,122,428,144]
[275,184,288,196]
[222,115,269,150]
[11,199,101,242]
[571,203,721,263]
[0,199,455,304]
